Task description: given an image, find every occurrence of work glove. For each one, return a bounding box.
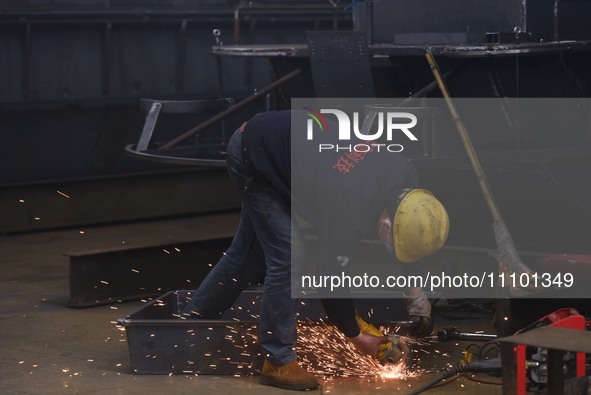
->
[405,287,433,337]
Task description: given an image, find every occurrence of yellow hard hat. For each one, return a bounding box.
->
[393,189,449,263]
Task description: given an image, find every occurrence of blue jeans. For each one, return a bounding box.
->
[183,130,298,366]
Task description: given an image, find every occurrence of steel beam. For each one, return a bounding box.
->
[67,237,233,307]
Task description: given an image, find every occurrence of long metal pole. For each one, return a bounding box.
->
[425,52,502,222]
[159,68,301,150]
[425,51,533,277]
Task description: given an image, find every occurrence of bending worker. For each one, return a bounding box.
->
[183,110,449,391]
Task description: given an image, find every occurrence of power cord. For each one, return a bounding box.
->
[406,357,502,395]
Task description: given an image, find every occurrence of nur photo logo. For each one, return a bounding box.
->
[304,108,419,153]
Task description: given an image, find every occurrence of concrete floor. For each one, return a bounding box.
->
[0,214,503,394]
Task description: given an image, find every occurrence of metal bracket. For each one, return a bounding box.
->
[125,98,235,167]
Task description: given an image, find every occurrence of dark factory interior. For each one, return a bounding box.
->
[2,1,591,394]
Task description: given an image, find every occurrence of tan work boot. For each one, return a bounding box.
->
[259,359,319,391]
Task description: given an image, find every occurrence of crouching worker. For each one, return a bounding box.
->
[182,110,449,391]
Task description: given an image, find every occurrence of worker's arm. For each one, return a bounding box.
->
[321,298,390,357]
[321,298,359,337]
[405,286,433,337]
[398,261,433,337]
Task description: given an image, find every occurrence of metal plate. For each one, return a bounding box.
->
[499,326,591,353]
[306,31,375,97]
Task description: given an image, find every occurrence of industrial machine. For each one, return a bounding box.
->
[429,307,590,394]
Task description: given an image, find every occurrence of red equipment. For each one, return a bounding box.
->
[513,307,589,395]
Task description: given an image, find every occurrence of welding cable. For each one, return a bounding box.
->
[464,343,483,357]
[478,341,501,360]
[462,372,503,386]
[461,341,500,361]
[406,357,502,395]
[457,342,502,386]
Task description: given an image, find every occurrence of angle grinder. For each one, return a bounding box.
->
[355,314,404,363]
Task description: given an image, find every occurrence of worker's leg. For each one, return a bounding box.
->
[182,129,266,317]
[245,193,319,391]
[241,187,297,366]
[185,128,298,366]
[182,209,266,318]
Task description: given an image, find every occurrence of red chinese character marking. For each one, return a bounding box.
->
[344,151,365,163]
[332,146,374,174]
[333,157,355,173]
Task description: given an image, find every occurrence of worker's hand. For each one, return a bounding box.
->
[347,332,391,357]
[408,315,433,337]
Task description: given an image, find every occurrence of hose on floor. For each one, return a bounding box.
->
[407,357,502,395]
